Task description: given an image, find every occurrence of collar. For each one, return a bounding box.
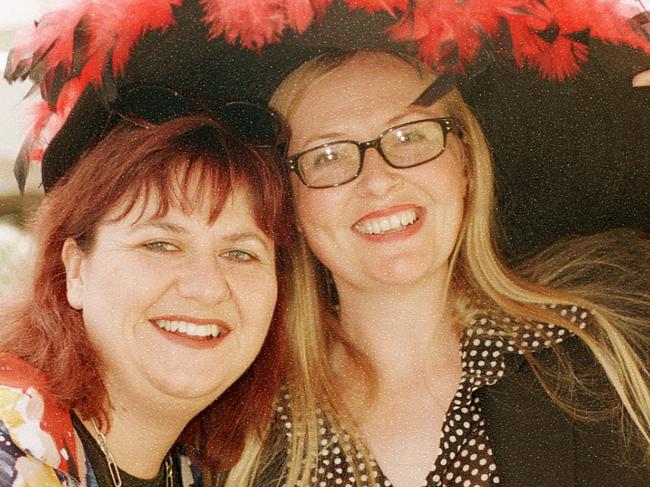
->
[461,304,592,391]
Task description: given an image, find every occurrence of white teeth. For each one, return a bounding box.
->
[355,209,419,235]
[154,320,224,339]
[390,215,401,229]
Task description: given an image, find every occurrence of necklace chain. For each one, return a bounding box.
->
[91,419,174,487]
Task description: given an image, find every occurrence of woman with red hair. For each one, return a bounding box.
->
[0,111,293,486]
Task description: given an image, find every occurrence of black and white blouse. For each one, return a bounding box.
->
[276,305,592,487]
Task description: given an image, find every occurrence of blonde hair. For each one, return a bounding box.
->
[252,50,650,486]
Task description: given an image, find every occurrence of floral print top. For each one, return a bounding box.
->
[0,354,203,487]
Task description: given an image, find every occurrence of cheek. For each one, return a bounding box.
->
[236,272,278,329]
[292,180,344,237]
[417,156,468,202]
[293,189,323,236]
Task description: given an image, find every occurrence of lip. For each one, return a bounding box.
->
[352,204,425,242]
[353,204,421,226]
[149,315,232,351]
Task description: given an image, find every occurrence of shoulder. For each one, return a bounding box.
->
[0,354,88,485]
[477,333,649,486]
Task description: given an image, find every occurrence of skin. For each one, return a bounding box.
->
[632,68,650,87]
[62,182,277,478]
[286,53,468,487]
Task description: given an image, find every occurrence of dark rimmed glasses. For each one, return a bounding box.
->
[102,83,286,147]
[286,117,462,189]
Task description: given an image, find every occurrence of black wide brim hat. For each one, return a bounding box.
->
[5,0,650,258]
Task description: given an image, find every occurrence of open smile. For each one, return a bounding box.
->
[353,206,422,236]
[151,317,231,341]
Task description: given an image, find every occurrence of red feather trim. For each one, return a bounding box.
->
[344,0,409,15]
[26,78,84,165]
[508,0,650,79]
[85,0,182,77]
[13,100,55,190]
[201,0,292,49]
[389,0,522,70]
[285,0,318,32]
[8,3,89,83]
[8,0,181,168]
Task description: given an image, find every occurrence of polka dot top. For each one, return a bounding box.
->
[276,305,592,487]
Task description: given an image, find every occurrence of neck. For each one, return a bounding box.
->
[81,388,203,478]
[335,265,461,382]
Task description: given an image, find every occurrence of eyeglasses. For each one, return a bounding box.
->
[102,83,286,147]
[286,117,462,188]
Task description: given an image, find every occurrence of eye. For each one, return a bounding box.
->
[301,143,356,170]
[307,147,342,167]
[222,250,258,262]
[143,241,180,253]
[395,128,426,144]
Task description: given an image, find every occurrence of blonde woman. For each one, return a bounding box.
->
[258,50,650,487]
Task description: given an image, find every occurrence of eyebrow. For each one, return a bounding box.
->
[299,108,440,149]
[222,231,271,251]
[385,108,437,126]
[300,131,347,150]
[128,221,188,235]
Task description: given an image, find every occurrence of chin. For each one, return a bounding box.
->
[149,373,230,403]
[371,255,449,286]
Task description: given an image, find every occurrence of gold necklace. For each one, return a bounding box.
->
[91,419,174,487]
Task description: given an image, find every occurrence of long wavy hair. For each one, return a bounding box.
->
[264,50,650,486]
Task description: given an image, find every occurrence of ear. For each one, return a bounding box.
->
[61,238,86,310]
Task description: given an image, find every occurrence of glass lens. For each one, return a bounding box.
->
[380,120,445,167]
[298,142,360,188]
[111,86,196,127]
[219,102,283,147]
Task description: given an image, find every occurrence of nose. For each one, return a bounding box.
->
[356,146,400,196]
[175,254,231,305]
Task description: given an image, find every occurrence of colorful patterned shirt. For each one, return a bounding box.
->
[0,354,203,487]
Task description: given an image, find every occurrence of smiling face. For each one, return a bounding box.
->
[286,53,468,291]
[62,183,277,409]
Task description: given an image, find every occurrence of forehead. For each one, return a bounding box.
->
[105,173,256,228]
[315,56,431,103]
[289,54,444,141]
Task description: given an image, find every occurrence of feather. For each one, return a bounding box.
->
[507,0,650,79]
[633,10,650,42]
[6,2,89,94]
[83,0,182,78]
[13,100,57,191]
[284,0,318,33]
[6,0,181,106]
[14,139,33,193]
[560,0,649,50]
[389,0,522,70]
[7,0,181,183]
[344,0,409,15]
[201,0,289,49]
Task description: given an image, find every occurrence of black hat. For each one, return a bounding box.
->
[5,0,650,257]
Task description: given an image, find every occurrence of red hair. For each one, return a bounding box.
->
[0,114,293,470]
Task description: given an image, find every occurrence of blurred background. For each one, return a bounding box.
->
[1,0,46,295]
